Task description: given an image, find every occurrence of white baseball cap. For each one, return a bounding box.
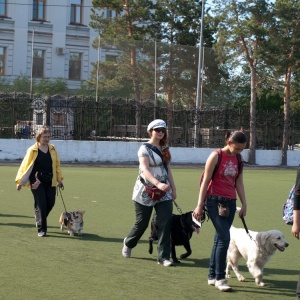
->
[147,119,166,132]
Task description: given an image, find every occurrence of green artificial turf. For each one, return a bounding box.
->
[0,165,298,300]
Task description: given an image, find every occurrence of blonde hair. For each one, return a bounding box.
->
[36,126,51,142]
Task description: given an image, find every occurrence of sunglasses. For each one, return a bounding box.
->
[153,128,166,133]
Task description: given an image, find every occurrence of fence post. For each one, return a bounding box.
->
[45,96,51,126]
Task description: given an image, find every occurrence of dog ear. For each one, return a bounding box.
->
[257,231,270,244]
[77,210,85,215]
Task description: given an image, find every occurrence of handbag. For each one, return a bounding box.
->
[145,185,166,201]
[218,202,230,217]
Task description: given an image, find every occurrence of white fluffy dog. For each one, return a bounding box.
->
[226,225,289,286]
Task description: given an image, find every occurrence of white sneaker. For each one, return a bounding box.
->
[215,279,232,292]
[38,232,46,237]
[158,259,174,267]
[208,279,216,286]
[122,237,131,258]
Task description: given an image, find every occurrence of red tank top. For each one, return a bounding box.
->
[207,150,239,199]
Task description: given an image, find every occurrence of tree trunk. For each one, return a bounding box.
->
[124,0,142,137]
[131,45,142,138]
[282,66,292,166]
[248,65,256,165]
[166,47,174,146]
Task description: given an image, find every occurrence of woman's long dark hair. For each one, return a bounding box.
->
[225,130,247,145]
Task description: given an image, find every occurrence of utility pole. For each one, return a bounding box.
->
[194,0,205,148]
[30,29,34,99]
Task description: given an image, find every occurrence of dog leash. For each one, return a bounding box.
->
[57,186,68,214]
[173,200,183,214]
[241,217,257,246]
[173,201,208,227]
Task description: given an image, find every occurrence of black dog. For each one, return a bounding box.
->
[149,211,201,263]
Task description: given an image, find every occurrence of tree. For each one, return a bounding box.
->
[34,77,68,95]
[12,74,32,93]
[212,0,271,164]
[263,0,300,164]
[90,0,157,136]
[90,0,218,143]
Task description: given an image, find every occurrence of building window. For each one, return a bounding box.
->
[70,0,82,25]
[106,9,112,19]
[106,54,117,63]
[69,52,81,80]
[0,0,6,17]
[36,113,43,125]
[106,9,117,19]
[0,47,5,75]
[53,113,66,126]
[32,50,44,78]
[33,0,46,21]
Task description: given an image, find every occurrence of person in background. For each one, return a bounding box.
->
[291,166,300,300]
[193,131,247,291]
[122,119,177,266]
[15,126,63,237]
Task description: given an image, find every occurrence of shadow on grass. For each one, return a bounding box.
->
[225,266,298,298]
[133,256,211,268]
[228,264,299,278]
[0,213,34,218]
[0,222,61,229]
[231,280,296,298]
[47,231,107,241]
[0,222,35,228]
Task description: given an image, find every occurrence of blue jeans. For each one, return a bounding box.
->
[206,196,236,281]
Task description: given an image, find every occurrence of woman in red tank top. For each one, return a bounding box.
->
[193,131,247,292]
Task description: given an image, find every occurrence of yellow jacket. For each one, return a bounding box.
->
[15,142,63,187]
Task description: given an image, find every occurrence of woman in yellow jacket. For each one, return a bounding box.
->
[15,126,63,237]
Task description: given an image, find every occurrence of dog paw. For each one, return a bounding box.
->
[173,259,181,263]
[237,275,246,282]
[256,282,265,287]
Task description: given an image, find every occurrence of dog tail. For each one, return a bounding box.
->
[148,238,154,254]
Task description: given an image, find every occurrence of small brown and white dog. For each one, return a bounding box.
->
[59,210,85,236]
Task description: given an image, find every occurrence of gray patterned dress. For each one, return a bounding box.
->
[132,144,172,206]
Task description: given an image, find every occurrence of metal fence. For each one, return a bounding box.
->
[1,94,300,150]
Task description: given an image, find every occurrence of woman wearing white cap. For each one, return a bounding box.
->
[122,119,177,266]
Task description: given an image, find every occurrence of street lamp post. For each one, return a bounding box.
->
[194,0,205,148]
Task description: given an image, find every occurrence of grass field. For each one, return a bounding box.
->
[0,165,299,300]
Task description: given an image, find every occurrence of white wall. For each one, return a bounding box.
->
[1,139,300,166]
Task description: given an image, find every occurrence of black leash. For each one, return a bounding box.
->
[57,186,68,213]
[173,200,183,214]
[241,216,257,245]
[173,200,208,228]
[57,186,74,227]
